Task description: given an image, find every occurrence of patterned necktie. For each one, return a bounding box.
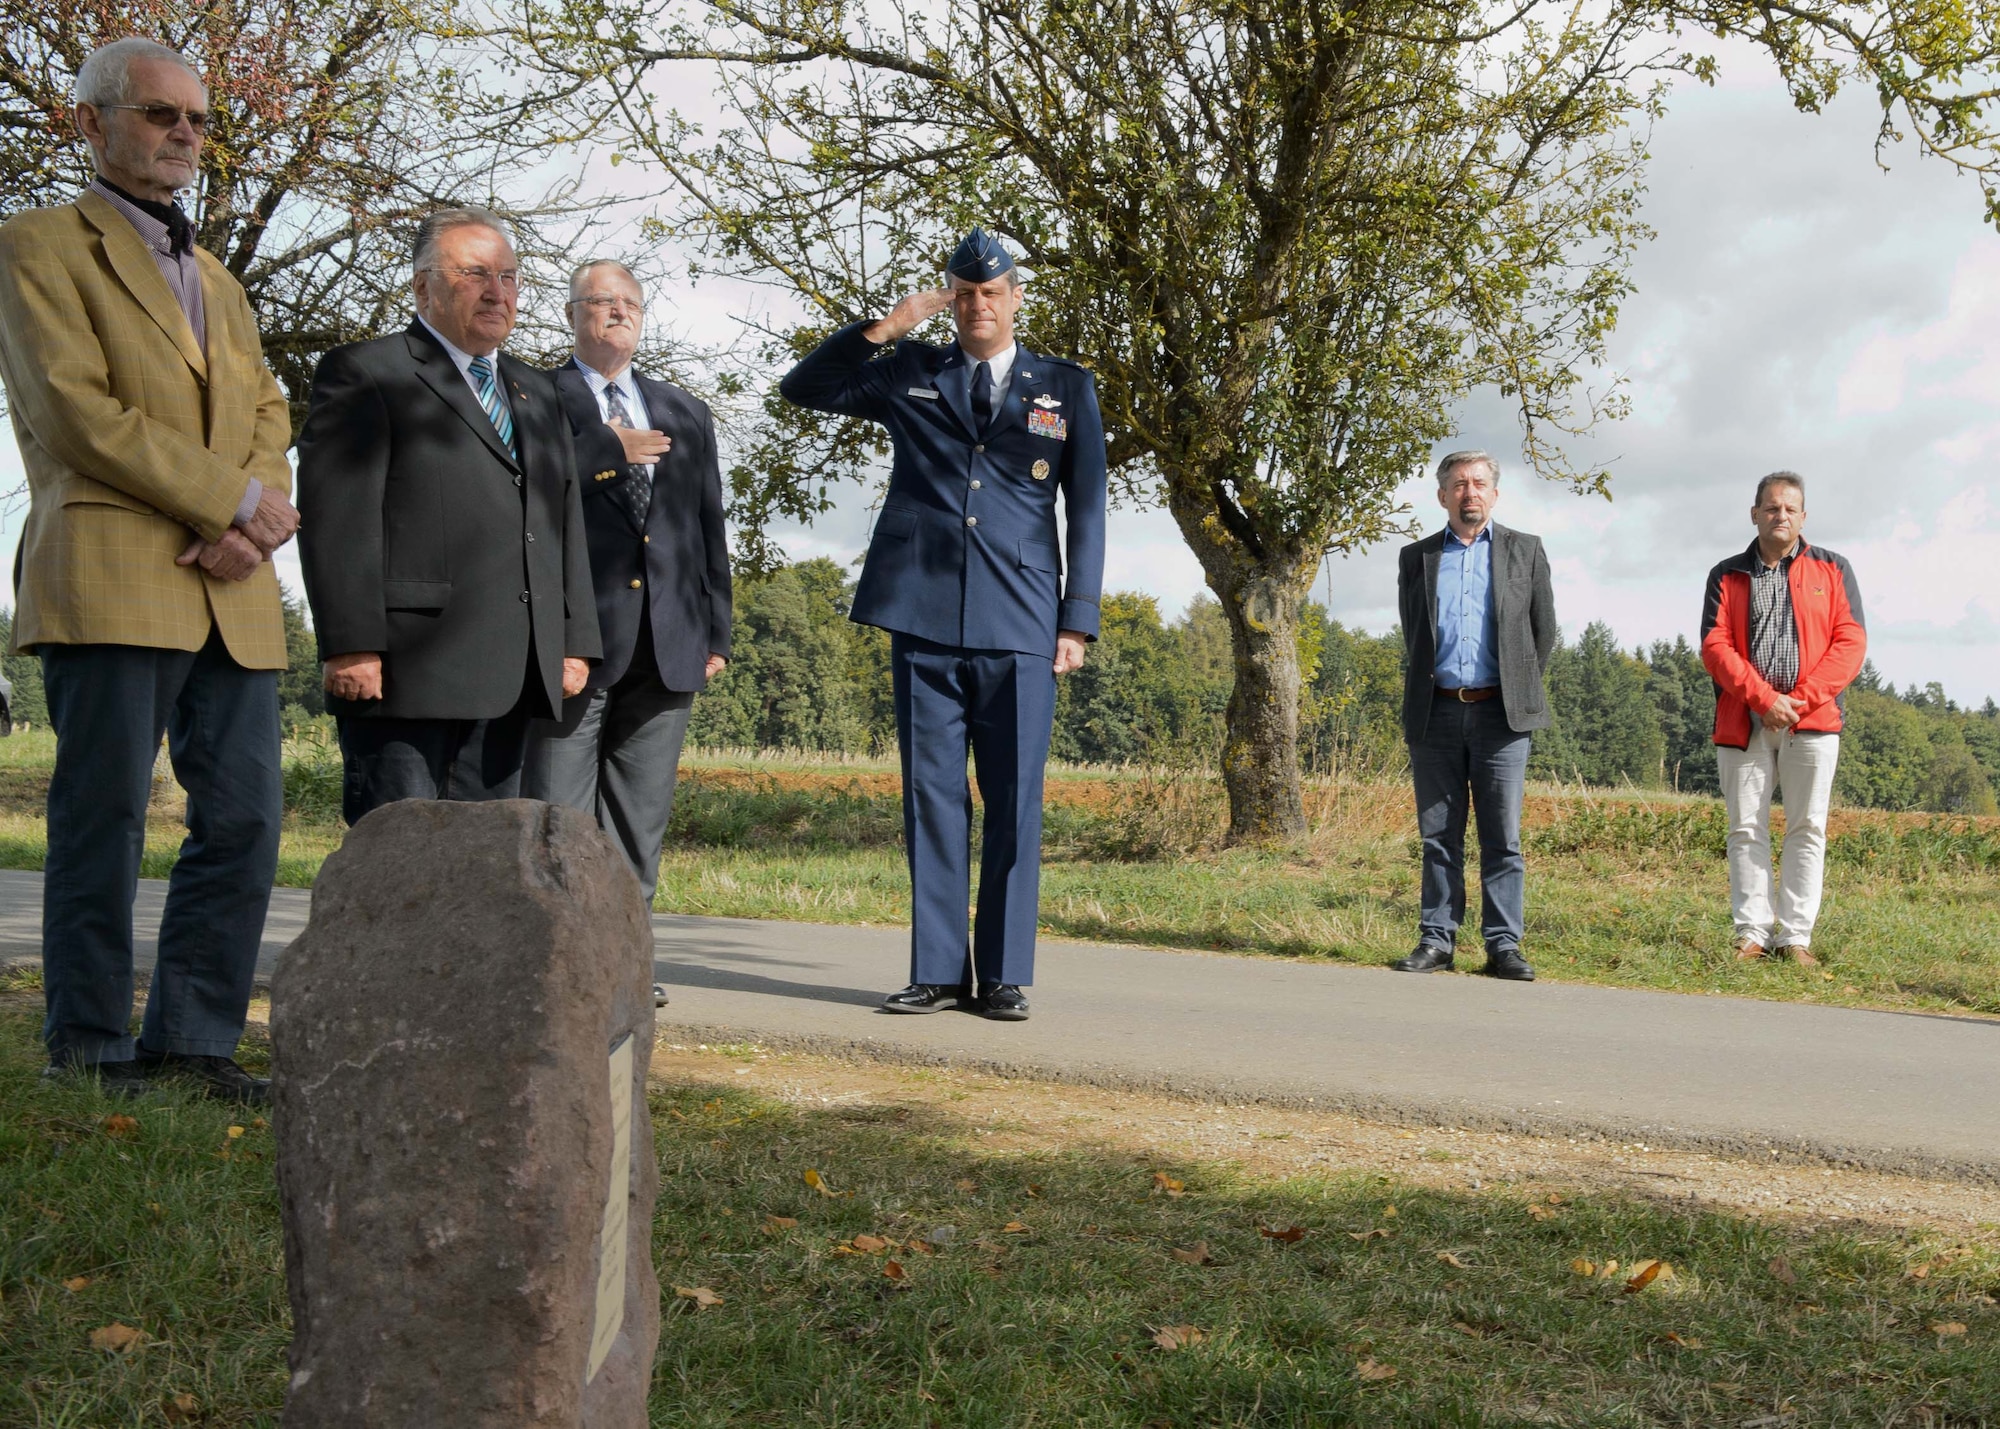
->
[602,380,653,531]
[467,355,516,459]
[971,359,993,433]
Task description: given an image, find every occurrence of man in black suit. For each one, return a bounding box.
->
[297,208,599,822]
[1391,450,1557,982]
[522,260,731,908]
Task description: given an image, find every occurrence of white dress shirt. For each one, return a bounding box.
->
[417,314,511,420]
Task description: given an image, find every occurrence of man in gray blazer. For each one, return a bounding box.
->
[1392,450,1557,981]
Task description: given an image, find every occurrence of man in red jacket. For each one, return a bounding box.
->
[1700,472,1866,967]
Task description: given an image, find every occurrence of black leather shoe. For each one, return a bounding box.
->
[1391,944,1455,973]
[977,983,1030,1021]
[134,1048,271,1105]
[41,1058,151,1098]
[882,983,966,1013]
[653,983,670,1007]
[1482,947,1536,982]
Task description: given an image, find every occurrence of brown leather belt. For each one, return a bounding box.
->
[1435,684,1500,703]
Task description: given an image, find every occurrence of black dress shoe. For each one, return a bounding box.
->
[653,983,670,1007]
[134,1048,271,1105]
[1391,944,1455,973]
[1482,947,1536,982]
[977,984,1030,1021]
[882,983,967,1013]
[41,1058,151,1098]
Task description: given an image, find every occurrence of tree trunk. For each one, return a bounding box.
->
[1214,567,1310,845]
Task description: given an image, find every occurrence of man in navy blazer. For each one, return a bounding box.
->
[779,229,1107,1021]
[523,260,731,925]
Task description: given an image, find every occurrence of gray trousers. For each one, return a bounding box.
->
[522,660,692,904]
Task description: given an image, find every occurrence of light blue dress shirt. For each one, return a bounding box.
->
[1434,523,1500,688]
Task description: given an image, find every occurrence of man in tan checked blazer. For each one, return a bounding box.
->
[0,38,299,1102]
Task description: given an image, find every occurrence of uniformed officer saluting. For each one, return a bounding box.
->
[780,228,1107,1021]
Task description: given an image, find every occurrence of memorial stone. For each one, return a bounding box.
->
[272,799,659,1428]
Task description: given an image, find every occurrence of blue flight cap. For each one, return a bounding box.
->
[946,227,1016,282]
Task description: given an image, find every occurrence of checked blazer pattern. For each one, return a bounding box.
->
[0,190,292,667]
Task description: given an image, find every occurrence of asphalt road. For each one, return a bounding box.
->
[2,869,1992,1181]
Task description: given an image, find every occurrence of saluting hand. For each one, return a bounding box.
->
[863,289,953,345]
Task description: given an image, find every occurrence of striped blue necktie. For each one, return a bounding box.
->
[468,355,516,458]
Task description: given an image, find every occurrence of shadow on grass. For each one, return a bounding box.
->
[4,1008,1999,1427]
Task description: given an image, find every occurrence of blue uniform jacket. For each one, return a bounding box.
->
[779,320,1107,657]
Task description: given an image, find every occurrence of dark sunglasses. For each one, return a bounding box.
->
[100,103,210,134]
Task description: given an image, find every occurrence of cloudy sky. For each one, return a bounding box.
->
[6,37,1995,706]
[707,42,2000,708]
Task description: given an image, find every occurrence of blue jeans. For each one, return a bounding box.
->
[40,632,282,1065]
[1409,695,1531,954]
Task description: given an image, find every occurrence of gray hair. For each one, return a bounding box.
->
[1754,470,1806,507]
[75,38,204,108]
[567,259,643,304]
[1435,449,1499,488]
[412,207,513,274]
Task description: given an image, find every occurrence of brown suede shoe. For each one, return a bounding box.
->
[1772,943,1819,967]
[1733,939,1767,960]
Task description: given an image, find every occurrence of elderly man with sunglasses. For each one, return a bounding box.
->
[0,38,300,1101]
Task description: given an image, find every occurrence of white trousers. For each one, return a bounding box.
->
[1717,727,1840,948]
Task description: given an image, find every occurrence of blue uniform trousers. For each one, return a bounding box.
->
[892,633,1056,988]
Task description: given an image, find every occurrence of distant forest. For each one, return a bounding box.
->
[4,561,1992,815]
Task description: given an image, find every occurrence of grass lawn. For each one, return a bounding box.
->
[0,731,1995,1018]
[3,994,1996,1427]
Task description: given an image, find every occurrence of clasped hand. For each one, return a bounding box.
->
[176,487,301,582]
[1760,693,1803,731]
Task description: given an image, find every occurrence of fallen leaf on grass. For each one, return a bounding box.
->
[225,1125,245,1139]
[1025,1183,1042,1197]
[1768,1255,1796,1285]
[1932,1321,1968,1338]
[851,1234,889,1254]
[1659,1331,1703,1349]
[1001,1221,1029,1234]
[163,1392,198,1422]
[1172,1241,1214,1266]
[1260,1225,1307,1243]
[1348,1228,1392,1242]
[1451,1321,1482,1338]
[762,1215,798,1234]
[1624,1260,1673,1293]
[1152,1172,1185,1199]
[1152,1324,1205,1351]
[882,1260,907,1282]
[906,1239,933,1255]
[1525,1203,1558,1221]
[1545,1193,1563,1205]
[1571,1258,1597,1277]
[1436,1252,1469,1269]
[1381,1205,1398,1218]
[100,1115,138,1139]
[62,1276,91,1292]
[673,1286,723,1309]
[954,1178,978,1192]
[803,1168,839,1197]
[1355,1357,1397,1381]
[89,1322,148,1353]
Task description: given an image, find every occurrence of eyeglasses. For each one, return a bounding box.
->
[99,103,209,134]
[428,266,521,291]
[572,295,642,314]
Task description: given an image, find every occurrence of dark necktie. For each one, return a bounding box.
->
[971,359,993,434]
[603,380,652,531]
